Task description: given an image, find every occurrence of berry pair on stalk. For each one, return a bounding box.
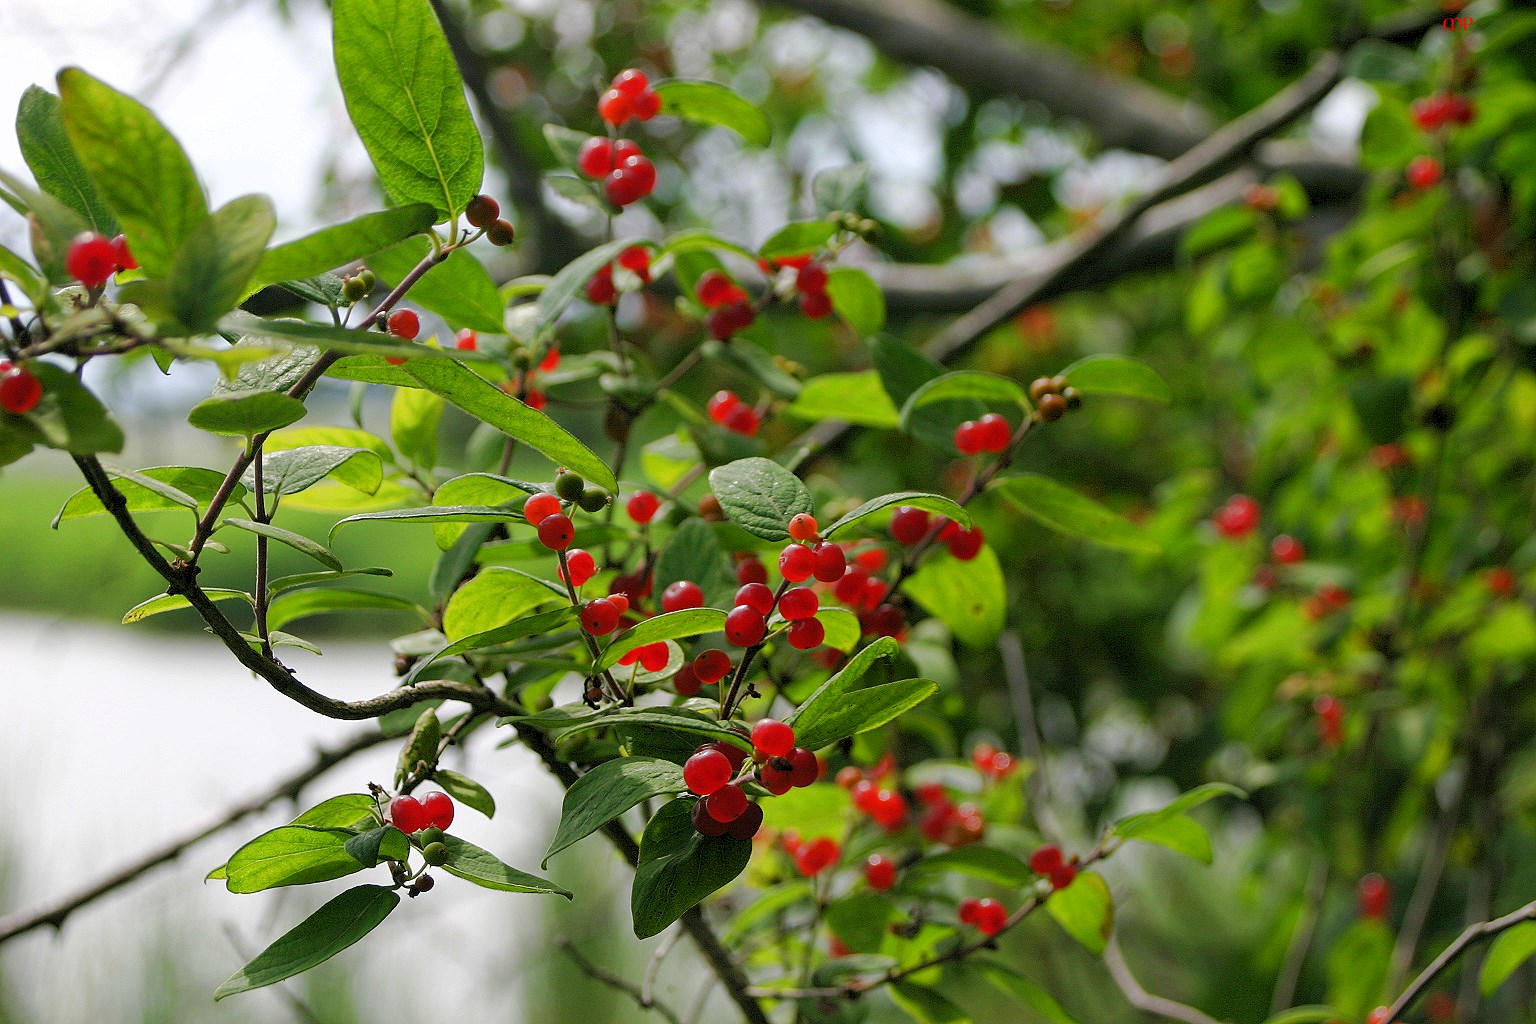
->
[64,231,135,289]
[887,505,984,561]
[697,271,756,340]
[707,389,760,436]
[577,138,657,207]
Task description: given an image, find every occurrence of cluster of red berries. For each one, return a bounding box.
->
[706,389,760,436]
[577,137,658,208]
[598,68,662,125]
[888,505,984,561]
[685,719,818,837]
[0,361,43,414]
[464,193,516,246]
[850,778,910,831]
[953,413,1012,455]
[1406,155,1443,190]
[388,790,455,834]
[586,245,653,305]
[970,742,1017,779]
[916,784,986,847]
[1411,93,1475,132]
[791,260,833,319]
[1212,493,1260,538]
[1028,374,1081,423]
[824,547,905,639]
[722,517,831,651]
[697,271,756,340]
[65,231,136,289]
[1313,694,1344,748]
[784,833,841,877]
[1302,582,1352,621]
[1358,872,1391,920]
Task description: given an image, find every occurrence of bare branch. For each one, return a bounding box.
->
[1104,933,1226,1024]
[1386,897,1536,1019]
[759,0,1211,159]
[1270,856,1329,1015]
[558,938,685,1024]
[0,729,388,945]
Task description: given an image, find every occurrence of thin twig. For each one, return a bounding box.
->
[1104,933,1225,1024]
[1270,855,1328,1015]
[1385,897,1536,1019]
[558,938,684,1024]
[643,928,684,1008]
[998,630,1053,837]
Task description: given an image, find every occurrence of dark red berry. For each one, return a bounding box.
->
[455,329,478,351]
[734,583,776,616]
[387,309,420,340]
[779,544,815,583]
[581,598,621,636]
[685,748,734,795]
[890,506,931,545]
[616,245,652,284]
[811,542,847,583]
[65,232,117,288]
[759,757,795,795]
[1270,535,1305,564]
[1029,845,1063,875]
[788,748,820,787]
[799,291,833,319]
[638,642,669,672]
[947,526,983,561]
[627,491,660,523]
[1049,864,1077,890]
[954,420,986,455]
[725,605,767,647]
[794,836,840,876]
[586,264,617,305]
[1406,155,1442,190]
[706,783,748,822]
[1037,393,1067,421]
[598,88,631,124]
[722,403,761,436]
[707,300,755,340]
[662,580,705,612]
[0,368,43,414]
[976,413,1011,452]
[1214,495,1260,538]
[865,854,897,891]
[779,587,819,621]
[537,513,575,551]
[390,795,428,834]
[697,271,738,309]
[692,798,730,836]
[674,664,702,696]
[966,897,1007,935]
[752,718,795,758]
[726,801,763,840]
[788,618,825,651]
[630,89,662,121]
[736,557,768,585]
[693,648,732,684]
[109,234,137,271]
[420,791,454,830]
[1359,873,1391,920]
[486,219,516,246]
[707,389,741,423]
[465,194,500,228]
[796,263,828,294]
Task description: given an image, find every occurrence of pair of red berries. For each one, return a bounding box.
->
[579,592,630,636]
[696,271,756,339]
[389,791,455,834]
[792,261,833,319]
[1030,843,1078,891]
[1411,93,1475,132]
[958,897,1008,936]
[1213,494,1260,538]
[576,136,657,208]
[706,389,761,436]
[1302,583,1351,621]
[918,793,985,848]
[0,362,42,414]
[851,780,909,830]
[953,413,1012,455]
[598,68,662,125]
[585,245,653,304]
[523,491,576,551]
[65,231,136,289]
[465,193,516,245]
[888,506,984,561]
[617,641,670,672]
[970,742,1016,780]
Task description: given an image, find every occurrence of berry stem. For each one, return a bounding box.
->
[721,578,791,719]
[556,547,629,705]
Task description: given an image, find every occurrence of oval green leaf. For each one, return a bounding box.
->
[440,835,571,896]
[992,473,1160,555]
[214,884,398,1000]
[545,756,686,866]
[653,80,771,146]
[1060,354,1172,403]
[168,193,276,333]
[708,457,815,542]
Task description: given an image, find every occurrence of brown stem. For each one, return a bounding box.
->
[1104,933,1225,1024]
[558,938,685,1024]
[1385,897,1536,1019]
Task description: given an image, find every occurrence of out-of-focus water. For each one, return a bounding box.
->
[0,612,648,1023]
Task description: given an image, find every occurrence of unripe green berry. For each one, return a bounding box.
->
[418,826,445,847]
[342,276,368,303]
[423,841,448,866]
[357,269,376,292]
[556,471,586,501]
[578,488,610,513]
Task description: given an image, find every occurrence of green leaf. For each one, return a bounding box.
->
[167,194,276,332]
[899,372,1031,430]
[1115,812,1212,863]
[543,706,750,751]
[290,794,377,828]
[788,637,900,730]
[816,607,862,654]
[395,706,441,786]
[56,67,207,276]
[708,457,815,542]
[905,546,1007,650]
[598,609,729,670]
[992,474,1159,555]
[537,237,633,326]
[652,518,736,608]
[759,220,837,260]
[332,0,483,220]
[822,491,968,539]
[1059,355,1171,403]
[545,757,686,866]
[632,799,752,938]
[213,339,322,395]
[973,963,1079,1024]
[391,384,443,468]
[826,268,885,336]
[16,85,117,234]
[1109,782,1244,848]
[1178,205,1258,259]
[890,984,970,1024]
[906,847,1034,887]
[653,80,771,146]
[1046,871,1113,954]
[786,371,899,428]
[268,567,393,596]
[369,239,506,333]
[224,825,364,893]
[1325,919,1391,1018]
[400,359,617,491]
[442,567,562,640]
[542,124,594,169]
[249,205,437,293]
[792,678,936,752]
[435,768,496,818]
[214,885,398,1000]
[343,826,410,868]
[405,607,578,684]
[330,504,525,542]
[188,389,307,436]
[221,518,344,571]
[1483,921,1536,996]
[267,589,419,631]
[250,445,384,497]
[223,313,475,362]
[122,588,252,624]
[440,835,571,896]
[813,164,869,215]
[52,466,236,526]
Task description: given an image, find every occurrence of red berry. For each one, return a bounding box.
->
[661,580,704,613]
[523,492,562,525]
[630,89,662,121]
[638,642,669,672]
[621,154,657,192]
[752,719,795,758]
[697,271,737,309]
[834,567,870,605]
[1049,863,1077,890]
[390,795,428,834]
[454,329,478,351]
[722,403,761,436]
[976,413,1011,452]
[779,544,816,583]
[586,265,617,305]
[796,262,828,295]
[1488,566,1517,597]
[581,598,621,636]
[65,232,117,288]
[726,801,763,840]
[968,897,1007,936]
[794,836,840,876]
[1411,94,1451,131]
[674,664,702,696]
[707,389,741,423]
[799,291,833,319]
[1213,495,1260,538]
[540,348,561,373]
[707,300,756,340]
[705,782,748,822]
[693,648,732,684]
[538,513,574,550]
[561,549,598,587]
[692,798,730,836]
[736,557,768,585]
[1445,94,1475,125]
[787,618,825,651]
[605,157,656,207]
[1406,155,1443,190]
[760,757,795,795]
[685,748,734,795]
[525,388,547,412]
[788,748,820,787]
[616,245,652,284]
[1358,873,1391,920]
[734,582,776,616]
[609,593,631,615]
[578,137,614,178]
[958,898,981,925]
[109,234,137,271]
[946,526,983,561]
[611,68,650,97]
[627,491,660,523]
[787,513,819,541]
[954,420,985,455]
[725,605,767,647]
[420,791,454,830]
[1270,535,1305,564]
[865,854,897,891]
[387,308,420,340]
[779,587,819,621]
[0,368,43,414]
[1029,844,1064,875]
[890,506,931,545]
[597,88,631,124]
[811,542,847,583]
